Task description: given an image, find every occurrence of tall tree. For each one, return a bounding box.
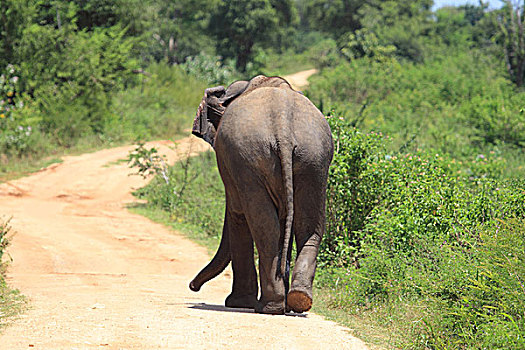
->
[498,0,525,87]
[303,0,361,37]
[145,0,217,64]
[0,1,37,66]
[209,0,280,71]
[358,0,433,62]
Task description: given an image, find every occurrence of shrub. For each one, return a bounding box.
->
[320,117,525,348]
[322,117,512,264]
[0,64,40,157]
[307,38,341,71]
[0,217,12,274]
[306,51,524,174]
[19,24,138,137]
[322,118,388,266]
[180,53,237,86]
[420,220,525,349]
[130,145,224,238]
[461,94,525,147]
[110,63,207,141]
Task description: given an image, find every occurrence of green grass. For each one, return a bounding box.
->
[0,156,63,183]
[313,268,430,349]
[128,204,221,255]
[102,157,129,168]
[312,284,398,349]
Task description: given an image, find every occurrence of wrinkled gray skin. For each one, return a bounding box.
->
[190,75,333,315]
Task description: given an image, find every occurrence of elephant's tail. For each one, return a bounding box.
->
[189,225,231,292]
[278,124,295,285]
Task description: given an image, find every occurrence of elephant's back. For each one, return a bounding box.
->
[214,87,332,173]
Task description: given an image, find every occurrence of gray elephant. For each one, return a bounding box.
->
[189,75,333,315]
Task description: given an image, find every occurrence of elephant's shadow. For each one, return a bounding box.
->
[187,303,307,317]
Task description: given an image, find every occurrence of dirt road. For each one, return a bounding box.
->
[0,71,368,349]
[280,69,318,91]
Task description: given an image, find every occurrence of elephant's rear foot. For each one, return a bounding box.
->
[225,293,257,309]
[254,299,285,315]
[287,289,312,313]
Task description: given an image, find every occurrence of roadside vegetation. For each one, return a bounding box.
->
[2,1,525,348]
[0,218,25,329]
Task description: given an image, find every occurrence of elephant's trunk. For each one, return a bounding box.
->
[189,228,231,292]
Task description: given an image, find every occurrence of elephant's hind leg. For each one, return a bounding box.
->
[288,174,327,313]
[225,210,258,309]
[241,187,286,315]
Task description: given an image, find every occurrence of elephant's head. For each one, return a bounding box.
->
[192,81,249,146]
[192,76,296,146]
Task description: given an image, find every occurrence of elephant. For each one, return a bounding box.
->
[189,75,333,315]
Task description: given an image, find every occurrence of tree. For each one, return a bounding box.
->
[145,0,217,65]
[434,3,490,48]
[0,1,37,66]
[358,0,433,62]
[302,0,433,62]
[498,0,525,87]
[303,0,362,38]
[209,0,280,71]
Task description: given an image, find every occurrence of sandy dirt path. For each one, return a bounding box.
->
[0,71,368,349]
[281,69,318,91]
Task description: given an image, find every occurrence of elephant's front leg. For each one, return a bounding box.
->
[225,209,258,309]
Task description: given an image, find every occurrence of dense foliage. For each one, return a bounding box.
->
[300,3,525,347]
[2,0,525,348]
[321,118,524,348]
[130,146,225,238]
[307,53,525,176]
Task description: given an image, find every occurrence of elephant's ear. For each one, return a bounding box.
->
[218,80,249,106]
[204,81,249,129]
[204,86,227,129]
[196,81,248,134]
[192,86,225,141]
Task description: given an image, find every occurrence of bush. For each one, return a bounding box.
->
[1,60,206,167]
[322,119,388,266]
[0,216,24,328]
[130,145,224,238]
[110,63,207,141]
[421,220,525,349]
[320,117,525,348]
[0,217,11,273]
[462,94,525,147]
[18,24,138,137]
[307,38,341,71]
[180,53,237,86]
[0,64,40,157]
[306,51,524,176]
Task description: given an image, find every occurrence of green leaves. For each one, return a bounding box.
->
[340,29,397,63]
[132,150,225,238]
[307,49,525,175]
[320,117,525,348]
[209,0,287,71]
[497,1,525,87]
[0,217,12,267]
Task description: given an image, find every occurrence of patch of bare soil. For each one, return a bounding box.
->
[0,70,368,349]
